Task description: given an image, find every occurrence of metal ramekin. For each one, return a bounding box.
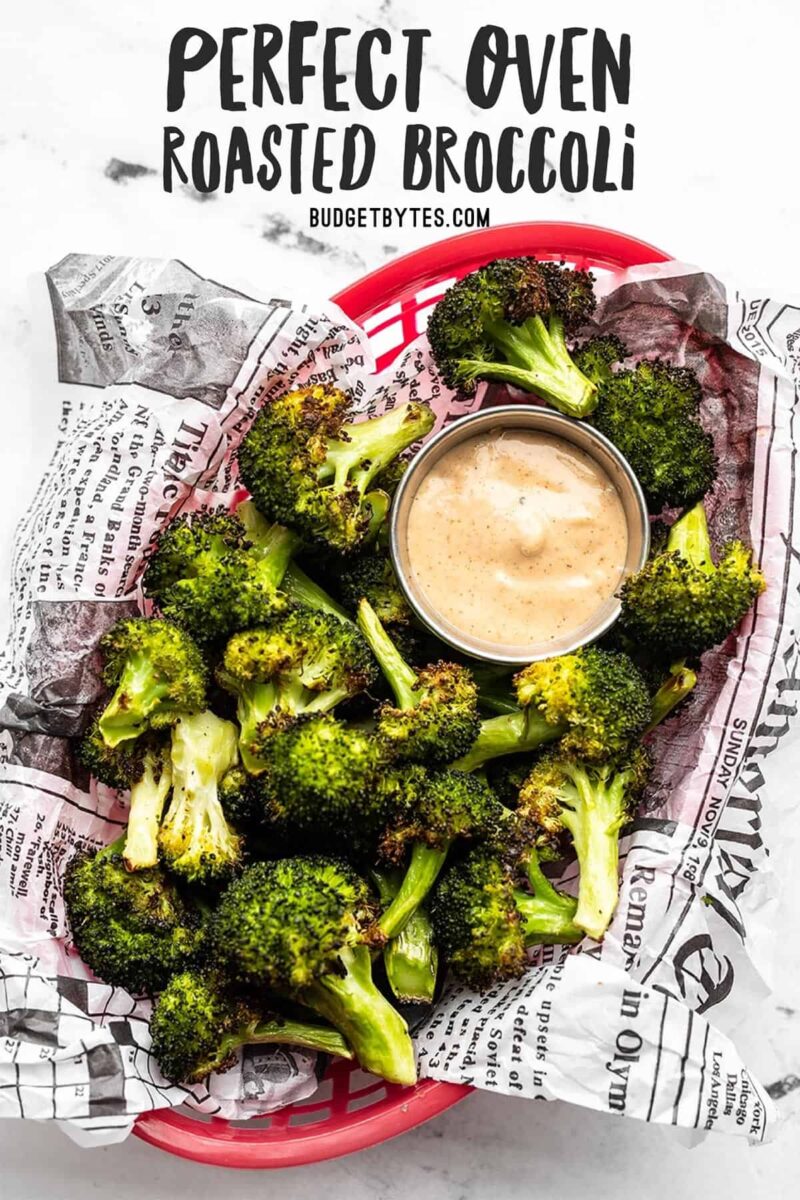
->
[389,405,650,667]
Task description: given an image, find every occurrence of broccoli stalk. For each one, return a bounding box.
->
[518,748,651,942]
[357,598,480,765]
[453,708,561,772]
[372,868,438,1005]
[377,842,449,940]
[282,562,351,621]
[158,711,242,885]
[520,847,584,943]
[300,942,416,1082]
[122,746,173,871]
[647,661,698,732]
[97,618,207,748]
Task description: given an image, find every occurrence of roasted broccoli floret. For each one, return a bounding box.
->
[78,717,171,871]
[573,334,628,384]
[430,843,582,991]
[518,746,651,942]
[357,598,480,765]
[216,611,377,773]
[372,868,439,1005]
[64,837,205,994]
[96,617,207,748]
[149,969,352,1083]
[212,857,416,1085]
[338,550,413,626]
[589,359,717,512]
[219,766,263,832]
[455,647,651,771]
[376,768,505,939]
[426,256,597,416]
[618,502,765,661]
[237,385,434,553]
[158,711,242,885]
[259,714,387,857]
[143,504,297,645]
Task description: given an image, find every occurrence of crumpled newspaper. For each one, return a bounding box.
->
[0,252,798,1147]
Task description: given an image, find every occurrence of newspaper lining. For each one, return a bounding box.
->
[1,253,798,1146]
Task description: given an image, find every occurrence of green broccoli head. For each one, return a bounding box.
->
[149,968,353,1083]
[426,256,598,416]
[158,711,242,885]
[337,550,413,626]
[357,599,480,765]
[573,334,628,384]
[380,768,504,862]
[590,359,717,512]
[259,715,388,858]
[211,856,416,1084]
[143,507,297,645]
[217,610,377,773]
[64,839,205,994]
[619,502,765,662]
[514,646,651,763]
[97,617,207,747]
[237,385,434,553]
[430,843,581,991]
[518,745,651,941]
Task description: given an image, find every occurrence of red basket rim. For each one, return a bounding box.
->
[133,220,671,1169]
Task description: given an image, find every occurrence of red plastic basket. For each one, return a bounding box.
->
[133,221,669,1168]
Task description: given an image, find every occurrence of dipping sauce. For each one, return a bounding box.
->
[404,428,629,651]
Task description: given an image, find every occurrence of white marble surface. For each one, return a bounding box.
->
[2,0,799,1193]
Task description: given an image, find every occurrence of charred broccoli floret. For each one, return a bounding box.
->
[357,598,480,765]
[96,617,207,748]
[259,714,387,858]
[573,334,628,384]
[143,503,297,645]
[338,550,413,626]
[212,857,416,1085]
[455,647,650,772]
[426,256,597,416]
[217,611,377,773]
[237,385,434,553]
[64,838,205,994]
[78,717,171,871]
[157,711,242,885]
[589,359,717,512]
[218,766,263,832]
[430,843,582,991]
[618,502,765,661]
[149,969,352,1083]
[376,768,504,939]
[518,746,651,942]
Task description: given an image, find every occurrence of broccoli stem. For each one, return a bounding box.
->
[558,767,628,942]
[647,661,698,732]
[303,944,417,1085]
[225,678,278,774]
[218,1016,353,1063]
[667,502,714,572]
[478,314,597,417]
[123,750,172,872]
[377,842,449,940]
[453,709,562,772]
[99,654,173,746]
[372,868,439,1004]
[283,563,351,621]
[357,599,419,710]
[325,403,433,495]
[236,500,300,588]
[516,851,583,945]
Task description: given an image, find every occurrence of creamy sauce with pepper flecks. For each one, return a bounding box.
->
[405,428,628,650]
